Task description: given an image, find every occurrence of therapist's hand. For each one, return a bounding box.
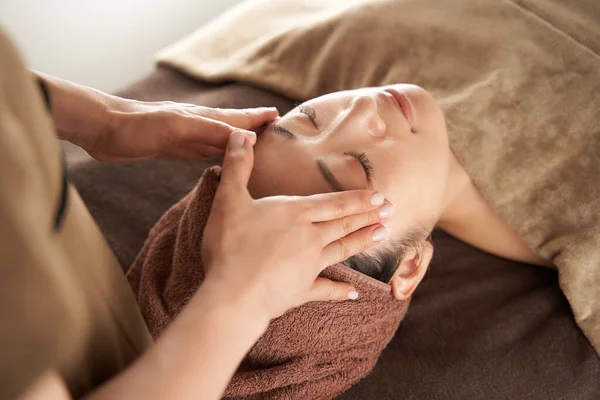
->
[35,70,278,162]
[202,130,392,321]
[95,99,278,162]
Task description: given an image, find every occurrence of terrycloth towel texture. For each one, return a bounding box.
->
[156,0,600,354]
[127,167,409,399]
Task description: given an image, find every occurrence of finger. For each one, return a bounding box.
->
[298,190,386,223]
[160,143,224,160]
[176,114,257,149]
[321,224,388,267]
[302,277,359,303]
[201,107,279,131]
[215,130,255,198]
[185,144,225,158]
[315,203,391,245]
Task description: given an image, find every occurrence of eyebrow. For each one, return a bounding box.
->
[272,123,298,139]
[316,158,344,192]
[271,104,318,137]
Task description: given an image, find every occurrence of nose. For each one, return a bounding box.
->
[342,95,387,138]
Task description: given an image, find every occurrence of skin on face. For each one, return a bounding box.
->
[248,84,452,298]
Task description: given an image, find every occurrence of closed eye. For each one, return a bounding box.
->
[347,151,375,180]
[298,105,317,128]
[272,124,297,139]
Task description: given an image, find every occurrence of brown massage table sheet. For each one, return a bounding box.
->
[65,68,600,400]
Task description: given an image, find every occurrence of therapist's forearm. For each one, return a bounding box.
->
[84,278,270,400]
[32,70,118,149]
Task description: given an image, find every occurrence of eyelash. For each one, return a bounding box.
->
[348,151,374,179]
[297,104,317,125]
[272,124,296,138]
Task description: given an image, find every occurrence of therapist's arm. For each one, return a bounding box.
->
[33,70,277,162]
[19,287,267,400]
[85,278,271,400]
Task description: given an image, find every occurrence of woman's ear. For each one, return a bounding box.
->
[390,240,434,300]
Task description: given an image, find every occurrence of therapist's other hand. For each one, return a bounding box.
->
[201,130,392,321]
[89,98,278,162]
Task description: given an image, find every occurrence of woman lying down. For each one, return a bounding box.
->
[127,84,551,399]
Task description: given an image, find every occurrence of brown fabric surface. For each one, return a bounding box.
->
[156,0,600,354]
[127,167,408,399]
[0,29,152,399]
[67,68,600,399]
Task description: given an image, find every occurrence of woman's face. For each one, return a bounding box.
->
[248,84,451,240]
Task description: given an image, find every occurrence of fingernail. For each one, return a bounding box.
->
[258,107,279,114]
[379,203,394,219]
[370,192,385,206]
[228,130,246,149]
[245,130,257,145]
[372,226,388,242]
[348,290,359,300]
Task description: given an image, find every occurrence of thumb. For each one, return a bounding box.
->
[218,130,256,195]
[303,277,359,304]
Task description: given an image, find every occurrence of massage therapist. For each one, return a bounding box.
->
[0,31,389,399]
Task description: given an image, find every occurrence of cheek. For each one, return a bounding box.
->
[247,151,285,198]
[373,145,449,236]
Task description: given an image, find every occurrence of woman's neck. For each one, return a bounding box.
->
[438,152,472,226]
[435,151,553,267]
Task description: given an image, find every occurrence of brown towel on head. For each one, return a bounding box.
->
[127,167,408,399]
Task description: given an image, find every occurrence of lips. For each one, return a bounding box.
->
[384,88,415,131]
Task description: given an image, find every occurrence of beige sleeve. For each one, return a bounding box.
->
[0,29,152,399]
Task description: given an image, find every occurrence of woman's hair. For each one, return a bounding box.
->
[342,228,432,283]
